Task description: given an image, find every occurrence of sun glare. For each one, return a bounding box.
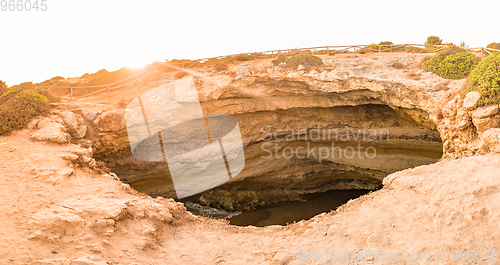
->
[126,61,147,70]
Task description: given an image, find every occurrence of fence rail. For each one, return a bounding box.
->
[42,43,499,102]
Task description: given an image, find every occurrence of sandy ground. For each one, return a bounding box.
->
[2,126,500,264]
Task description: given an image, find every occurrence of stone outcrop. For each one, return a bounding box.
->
[94,110,126,132]
[439,91,500,159]
[31,121,70,144]
[481,128,500,153]
[61,111,87,139]
[90,72,447,210]
[463,91,481,110]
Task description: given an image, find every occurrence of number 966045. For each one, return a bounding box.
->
[1,0,47,11]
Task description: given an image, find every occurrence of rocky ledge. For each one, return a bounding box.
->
[31,53,500,211]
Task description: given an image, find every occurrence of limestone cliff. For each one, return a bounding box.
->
[66,53,499,211]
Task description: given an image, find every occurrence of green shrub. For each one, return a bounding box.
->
[284,54,322,67]
[378,41,394,46]
[10,82,60,103]
[425,36,443,48]
[0,86,51,135]
[50,76,65,81]
[272,54,322,67]
[464,51,500,107]
[431,52,479,79]
[422,45,479,79]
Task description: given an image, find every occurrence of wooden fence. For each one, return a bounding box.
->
[42,43,499,101]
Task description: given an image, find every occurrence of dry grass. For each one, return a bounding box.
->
[389,61,405,69]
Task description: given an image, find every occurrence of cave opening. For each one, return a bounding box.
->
[99,103,443,227]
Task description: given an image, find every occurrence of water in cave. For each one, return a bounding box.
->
[182,189,375,227]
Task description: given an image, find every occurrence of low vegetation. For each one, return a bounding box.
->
[358,41,429,54]
[389,61,405,69]
[213,62,229,72]
[422,45,479,79]
[272,53,322,67]
[463,51,500,107]
[0,82,57,135]
[425,36,443,48]
[487,42,500,50]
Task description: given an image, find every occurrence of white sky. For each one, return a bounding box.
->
[0,0,498,86]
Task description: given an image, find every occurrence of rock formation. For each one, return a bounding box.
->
[29,53,500,212]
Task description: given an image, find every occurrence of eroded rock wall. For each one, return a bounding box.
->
[85,72,448,210]
[44,56,496,211]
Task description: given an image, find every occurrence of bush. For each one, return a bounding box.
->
[0,85,51,135]
[272,54,322,67]
[272,53,288,65]
[362,41,394,52]
[389,61,405,69]
[213,62,229,72]
[464,51,500,107]
[487,42,500,50]
[439,52,479,79]
[284,54,322,67]
[422,45,479,79]
[0,80,7,95]
[425,36,443,48]
[10,82,60,103]
[378,41,394,46]
[231,54,253,62]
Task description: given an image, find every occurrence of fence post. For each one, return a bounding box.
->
[405,45,408,52]
[378,45,381,52]
[481,48,484,60]
[70,87,73,101]
[107,84,110,98]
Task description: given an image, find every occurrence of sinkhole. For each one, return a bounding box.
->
[98,104,443,227]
